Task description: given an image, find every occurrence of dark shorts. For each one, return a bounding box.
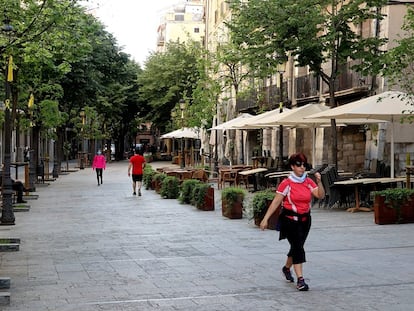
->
[132,174,143,182]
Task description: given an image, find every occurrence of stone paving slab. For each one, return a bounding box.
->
[0,160,413,310]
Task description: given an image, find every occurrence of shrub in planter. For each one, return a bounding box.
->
[248,190,279,229]
[221,187,246,219]
[192,183,214,211]
[160,176,180,199]
[373,188,414,224]
[143,166,156,190]
[180,179,202,204]
[152,173,166,193]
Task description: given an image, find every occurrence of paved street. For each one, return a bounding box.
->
[1,160,414,311]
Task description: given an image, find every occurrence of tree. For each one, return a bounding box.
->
[228,0,387,166]
[382,6,414,121]
[138,41,206,133]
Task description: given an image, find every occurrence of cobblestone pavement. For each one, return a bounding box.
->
[1,161,414,311]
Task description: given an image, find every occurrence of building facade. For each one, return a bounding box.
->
[203,0,414,174]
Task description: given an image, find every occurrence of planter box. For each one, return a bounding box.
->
[197,186,215,211]
[222,195,243,219]
[254,202,280,230]
[153,180,162,193]
[374,194,414,225]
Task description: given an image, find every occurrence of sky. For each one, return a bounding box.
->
[82,0,183,66]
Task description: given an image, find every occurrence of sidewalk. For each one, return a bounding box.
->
[1,160,414,310]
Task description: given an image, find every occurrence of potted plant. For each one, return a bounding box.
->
[152,172,166,193]
[221,187,246,219]
[160,176,180,199]
[373,188,414,224]
[180,179,202,204]
[249,190,279,229]
[192,183,215,211]
[143,165,156,190]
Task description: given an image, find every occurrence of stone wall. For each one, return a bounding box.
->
[337,126,366,172]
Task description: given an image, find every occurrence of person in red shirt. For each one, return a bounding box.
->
[260,152,325,291]
[128,147,146,196]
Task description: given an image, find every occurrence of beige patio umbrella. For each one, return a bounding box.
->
[233,107,291,129]
[306,91,414,177]
[249,103,387,167]
[209,113,254,130]
[161,127,200,139]
[209,113,254,165]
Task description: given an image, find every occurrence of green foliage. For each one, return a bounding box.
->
[382,7,414,119]
[180,179,202,204]
[160,176,180,199]
[227,0,387,166]
[138,40,206,132]
[221,187,246,208]
[249,190,275,215]
[143,165,156,190]
[227,0,387,81]
[191,183,211,208]
[152,172,166,184]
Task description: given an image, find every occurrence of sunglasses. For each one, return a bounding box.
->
[294,161,306,167]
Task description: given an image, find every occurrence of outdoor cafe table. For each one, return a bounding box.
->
[238,167,268,191]
[165,168,194,181]
[334,177,406,213]
[264,171,291,188]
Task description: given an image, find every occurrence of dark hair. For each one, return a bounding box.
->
[135,147,143,155]
[288,152,308,166]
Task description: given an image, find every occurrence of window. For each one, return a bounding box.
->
[194,27,199,33]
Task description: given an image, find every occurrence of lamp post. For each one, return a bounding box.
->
[79,110,85,169]
[1,16,15,225]
[179,99,186,168]
[213,116,219,173]
[277,64,286,171]
[170,109,177,161]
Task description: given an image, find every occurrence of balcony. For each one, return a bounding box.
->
[321,62,371,97]
[295,74,320,102]
[236,83,288,113]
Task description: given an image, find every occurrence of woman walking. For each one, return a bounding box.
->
[260,152,325,291]
[92,150,106,186]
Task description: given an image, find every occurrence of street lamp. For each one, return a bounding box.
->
[179,99,186,168]
[79,110,86,169]
[1,16,15,225]
[170,109,177,158]
[214,113,219,173]
[277,63,286,171]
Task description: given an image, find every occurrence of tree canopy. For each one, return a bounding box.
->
[227,0,388,166]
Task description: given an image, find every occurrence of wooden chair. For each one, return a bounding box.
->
[180,171,193,183]
[204,169,219,186]
[221,170,238,188]
[237,169,250,189]
[191,169,208,183]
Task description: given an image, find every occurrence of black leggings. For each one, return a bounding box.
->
[96,168,103,183]
[284,216,311,264]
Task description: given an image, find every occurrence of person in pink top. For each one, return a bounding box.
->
[92,150,106,186]
[260,152,325,291]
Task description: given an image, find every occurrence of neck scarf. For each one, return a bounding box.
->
[289,171,307,183]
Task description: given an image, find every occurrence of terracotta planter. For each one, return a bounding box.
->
[154,180,162,193]
[197,186,215,211]
[151,180,157,190]
[374,194,414,225]
[254,200,280,230]
[222,194,243,219]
